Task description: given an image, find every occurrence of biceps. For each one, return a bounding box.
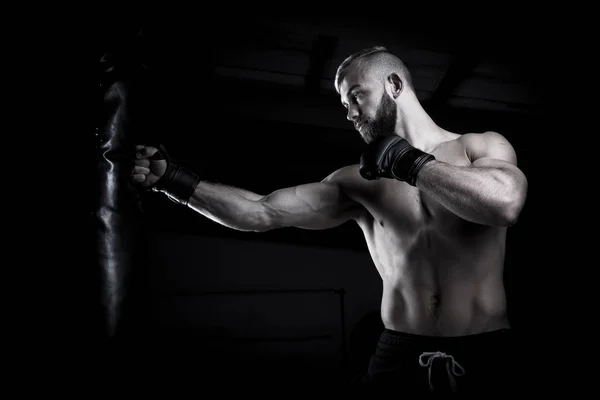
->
[470,134,522,176]
[466,132,527,193]
[469,132,518,167]
[262,182,356,230]
[471,157,516,170]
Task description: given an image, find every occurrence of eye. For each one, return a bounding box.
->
[352,92,364,103]
[342,91,364,108]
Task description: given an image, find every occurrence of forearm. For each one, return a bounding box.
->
[187,181,271,232]
[415,161,524,226]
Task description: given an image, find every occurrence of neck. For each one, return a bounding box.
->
[395,97,450,152]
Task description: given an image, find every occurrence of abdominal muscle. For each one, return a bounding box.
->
[364,222,510,337]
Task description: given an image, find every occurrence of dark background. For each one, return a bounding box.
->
[94,18,546,393]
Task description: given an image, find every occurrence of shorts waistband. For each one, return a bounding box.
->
[378,328,512,348]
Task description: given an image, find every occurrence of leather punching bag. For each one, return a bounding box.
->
[95,34,149,339]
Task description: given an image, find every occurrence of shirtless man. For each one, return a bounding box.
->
[132,46,528,394]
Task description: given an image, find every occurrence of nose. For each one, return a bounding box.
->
[346,106,358,122]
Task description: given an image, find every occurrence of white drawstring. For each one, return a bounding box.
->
[418,351,466,392]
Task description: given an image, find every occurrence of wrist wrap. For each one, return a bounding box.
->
[391,148,436,186]
[150,145,200,206]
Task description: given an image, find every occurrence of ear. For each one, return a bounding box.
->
[387,73,403,99]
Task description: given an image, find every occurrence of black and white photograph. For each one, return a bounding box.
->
[94,18,547,395]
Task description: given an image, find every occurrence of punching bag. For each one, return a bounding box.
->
[95,30,150,340]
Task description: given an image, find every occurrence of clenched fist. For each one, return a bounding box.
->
[132,145,167,188]
[359,135,435,186]
[131,144,200,206]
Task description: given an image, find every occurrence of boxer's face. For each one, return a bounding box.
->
[339,69,397,144]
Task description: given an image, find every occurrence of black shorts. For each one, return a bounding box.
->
[350,328,520,395]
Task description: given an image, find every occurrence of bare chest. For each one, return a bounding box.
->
[354,141,473,234]
[356,183,458,239]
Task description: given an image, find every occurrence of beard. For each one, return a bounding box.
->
[359,92,397,144]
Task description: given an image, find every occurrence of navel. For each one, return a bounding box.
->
[379,219,384,227]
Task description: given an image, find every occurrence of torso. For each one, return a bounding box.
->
[334,134,510,336]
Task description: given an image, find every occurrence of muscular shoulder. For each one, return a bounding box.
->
[319,165,368,219]
[459,131,518,165]
[321,164,362,186]
[320,164,371,203]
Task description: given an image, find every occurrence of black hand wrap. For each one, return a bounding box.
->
[151,145,201,206]
[359,135,435,186]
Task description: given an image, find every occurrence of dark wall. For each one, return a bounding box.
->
[145,232,381,375]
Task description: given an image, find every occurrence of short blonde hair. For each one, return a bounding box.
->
[334,46,414,94]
